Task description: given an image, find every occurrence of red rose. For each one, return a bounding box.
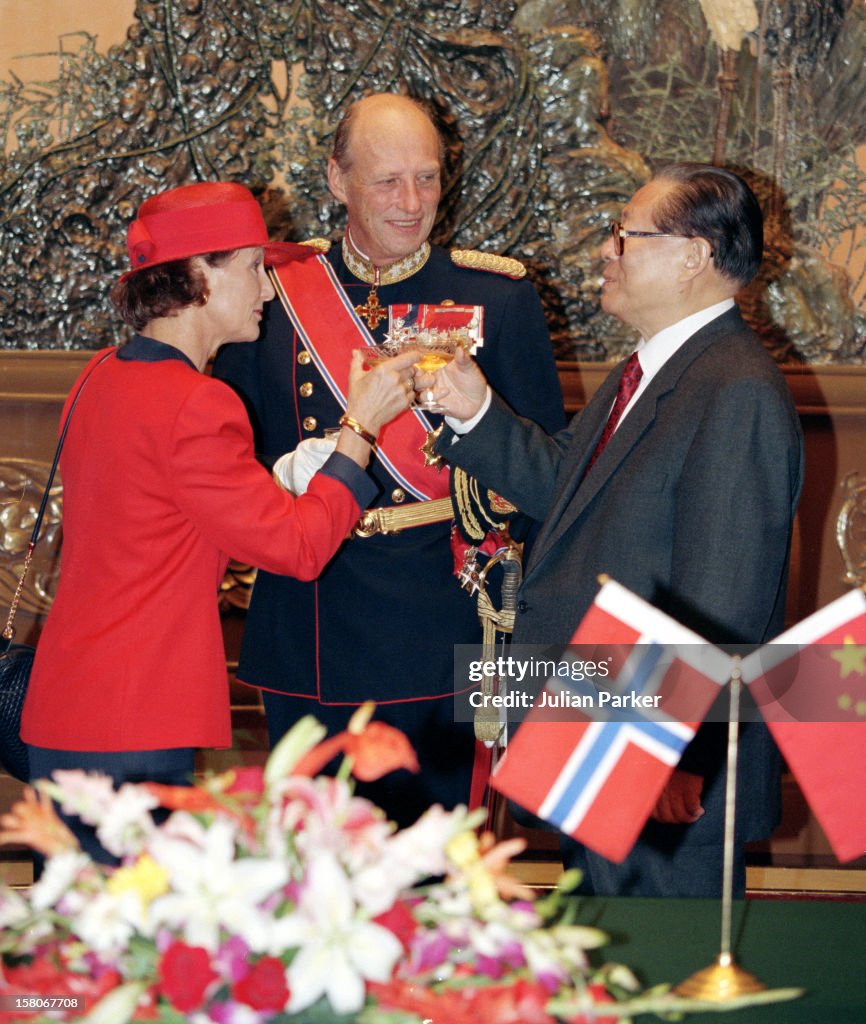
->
[231,957,290,1011]
[157,942,219,1013]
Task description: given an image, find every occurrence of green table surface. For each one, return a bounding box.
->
[577,896,866,1023]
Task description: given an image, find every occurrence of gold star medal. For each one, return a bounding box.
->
[420,425,446,469]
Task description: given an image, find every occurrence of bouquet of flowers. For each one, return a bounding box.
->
[0,706,799,1023]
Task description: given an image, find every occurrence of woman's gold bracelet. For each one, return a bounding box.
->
[338,414,377,447]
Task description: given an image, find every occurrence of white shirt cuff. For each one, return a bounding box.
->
[445,386,492,436]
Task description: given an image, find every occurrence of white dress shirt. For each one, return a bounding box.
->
[449,298,735,436]
[616,298,735,429]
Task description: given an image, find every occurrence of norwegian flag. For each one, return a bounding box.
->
[741,588,866,863]
[491,579,731,862]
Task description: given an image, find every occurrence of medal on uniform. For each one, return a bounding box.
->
[356,291,387,329]
[420,424,446,469]
[355,268,388,329]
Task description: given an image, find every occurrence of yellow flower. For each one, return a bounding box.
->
[466,864,499,910]
[446,832,495,909]
[446,830,537,912]
[445,830,480,870]
[107,854,169,908]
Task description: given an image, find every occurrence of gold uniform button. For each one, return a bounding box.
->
[299,382,314,398]
[302,416,317,432]
[391,488,407,503]
[297,351,312,365]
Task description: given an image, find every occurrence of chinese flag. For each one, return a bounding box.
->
[742,588,866,863]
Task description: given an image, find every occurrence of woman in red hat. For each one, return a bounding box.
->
[19,182,417,858]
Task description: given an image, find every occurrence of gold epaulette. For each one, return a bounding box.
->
[299,237,332,253]
[450,249,526,280]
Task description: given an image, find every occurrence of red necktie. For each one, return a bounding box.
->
[584,351,643,474]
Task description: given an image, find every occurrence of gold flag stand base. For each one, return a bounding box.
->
[674,952,767,1001]
[674,660,769,1004]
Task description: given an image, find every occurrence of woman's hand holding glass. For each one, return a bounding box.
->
[335,348,420,465]
[412,345,489,422]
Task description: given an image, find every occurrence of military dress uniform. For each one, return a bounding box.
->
[213,239,564,826]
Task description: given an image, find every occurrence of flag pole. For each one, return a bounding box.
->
[674,655,766,1000]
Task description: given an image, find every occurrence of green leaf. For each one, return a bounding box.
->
[276,995,363,1023]
[122,934,159,980]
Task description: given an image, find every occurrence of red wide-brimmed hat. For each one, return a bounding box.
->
[121,181,311,279]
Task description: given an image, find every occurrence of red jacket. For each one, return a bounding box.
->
[22,344,364,751]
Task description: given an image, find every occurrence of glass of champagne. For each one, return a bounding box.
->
[372,319,471,412]
[357,317,472,412]
[410,332,462,411]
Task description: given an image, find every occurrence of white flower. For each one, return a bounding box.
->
[275,851,402,1015]
[520,923,607,983]
[0,887,32,928]
[95,783,160,858]
[152,809,209,846]
[46,771,117,823]
[385,804,472,878]
[73,890,138,955]
[265,776,392,871]
[350,805,477,916]
[350,859,404,917]
[147,817,288,952]
[41,772,160,858]
[31,850,92,910]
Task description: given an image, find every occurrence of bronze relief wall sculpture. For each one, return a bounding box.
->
[0,0,862,362]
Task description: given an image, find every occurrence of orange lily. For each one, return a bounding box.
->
[143,783,226,814]
[293,703,419,781]
[0,785,79,857]
[477,831,536,901]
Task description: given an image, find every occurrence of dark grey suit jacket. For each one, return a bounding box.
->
[440,307,804,844]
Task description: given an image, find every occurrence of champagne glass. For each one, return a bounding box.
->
[376,319,471,412]
[410,334,460,411]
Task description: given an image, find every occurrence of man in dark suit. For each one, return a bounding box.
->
[419,163,804,896]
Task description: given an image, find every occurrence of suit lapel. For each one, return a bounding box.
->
[533,358,622,536]
[523,310,742,585]
[525,374,657,577]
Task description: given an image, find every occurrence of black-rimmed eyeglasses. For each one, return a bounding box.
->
[610,220,688,257]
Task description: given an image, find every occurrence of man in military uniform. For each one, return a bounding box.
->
[213,92,564,826]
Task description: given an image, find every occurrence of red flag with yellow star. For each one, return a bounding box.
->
[742,588,866,862]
